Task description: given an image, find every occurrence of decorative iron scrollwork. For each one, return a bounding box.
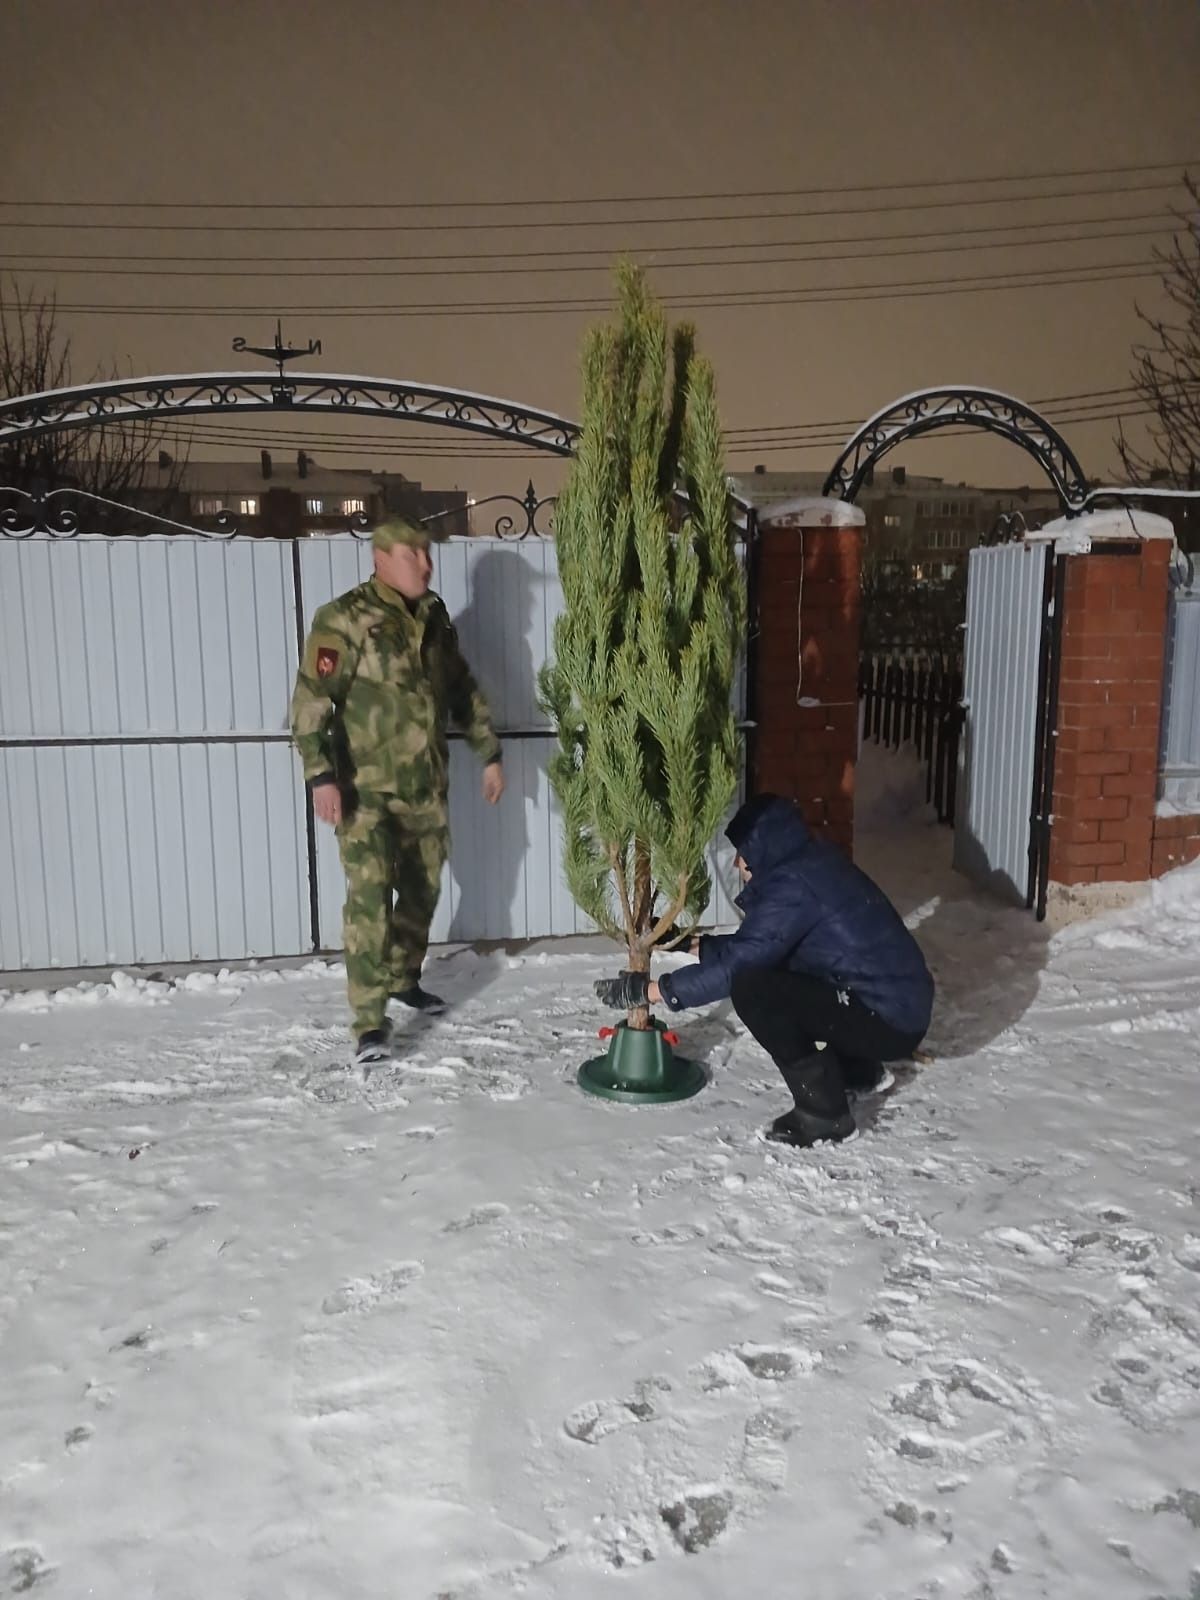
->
[0,485,238,539]
[0,372,581,456]
[823,387,1090,512]
[424,481,557,541]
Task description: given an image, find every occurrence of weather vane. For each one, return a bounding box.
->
[232,319,323,400]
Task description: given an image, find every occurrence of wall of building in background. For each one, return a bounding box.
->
[132,451,470,538]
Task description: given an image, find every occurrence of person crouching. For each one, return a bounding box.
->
[594,794,934,1147]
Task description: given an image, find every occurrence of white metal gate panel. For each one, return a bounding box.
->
[0,537,309,969]
[953,542,1051,904]
[1160,585,1200,811]
[1,533,745,971]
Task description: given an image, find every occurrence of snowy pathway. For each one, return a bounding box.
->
[2,782,1198,1598]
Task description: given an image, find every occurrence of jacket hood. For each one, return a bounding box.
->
[725,794,813,878]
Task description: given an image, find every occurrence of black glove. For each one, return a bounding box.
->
[593,970,651,1009]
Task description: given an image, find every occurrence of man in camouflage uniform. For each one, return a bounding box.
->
[290,517,504,1061]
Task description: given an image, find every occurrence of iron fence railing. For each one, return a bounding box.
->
[857,653,964,825]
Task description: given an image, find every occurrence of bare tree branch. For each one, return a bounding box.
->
[1117,174,1200,549]
[0,278,187,526]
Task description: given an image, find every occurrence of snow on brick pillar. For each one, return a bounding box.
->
[1047,516,1174,888]
[1151,813,1200,876]
[749,498,865,855]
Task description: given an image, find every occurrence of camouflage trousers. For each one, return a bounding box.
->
[336,794,448,1034]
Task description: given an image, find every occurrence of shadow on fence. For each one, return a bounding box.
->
[858,654,965,825]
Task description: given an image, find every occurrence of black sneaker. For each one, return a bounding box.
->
[765,1106,857,1147]
[354,1026,392,1065]
[391,984,447,1014]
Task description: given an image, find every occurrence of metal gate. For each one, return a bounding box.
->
[0,532,746,973]
[953,541,1055,908]
[1160,578,1200,811]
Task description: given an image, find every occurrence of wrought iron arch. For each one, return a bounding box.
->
[0,371,582,455]
[822,387,1090,511]
[0,369,761,539]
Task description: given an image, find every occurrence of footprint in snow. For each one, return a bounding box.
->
[630,1221,709,1247]
[321,1261,423,1316]
[753,1268,828,1305]
[443,1203,509,1234]
[564,1377,672,1443]
[696,1344,819,1390]
[4,1545,55,1591]
[659,1489,734,1554]
[463,1065,532,1101]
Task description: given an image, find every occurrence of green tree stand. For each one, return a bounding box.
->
[578,1019,706,1104]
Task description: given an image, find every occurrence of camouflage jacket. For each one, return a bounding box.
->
[290,576,500,803]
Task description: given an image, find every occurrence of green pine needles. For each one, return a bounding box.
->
[539,262,746,1018]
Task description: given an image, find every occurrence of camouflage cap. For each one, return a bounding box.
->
[371,516,445,552]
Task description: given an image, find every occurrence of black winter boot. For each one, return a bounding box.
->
[354,1025,392,1065]
[766,1048,856,1147]
[391,984,447,1014]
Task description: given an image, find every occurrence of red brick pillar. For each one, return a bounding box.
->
[749,500,865,855]
[1048,536,1172,887]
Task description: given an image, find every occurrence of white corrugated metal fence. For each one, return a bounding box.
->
[0,534,744,972]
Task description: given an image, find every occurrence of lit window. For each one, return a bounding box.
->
[195,496,225,516]
[238,497,259,516]
[883,514,902,528]
[306,497,324,515]
[342,498,365,515]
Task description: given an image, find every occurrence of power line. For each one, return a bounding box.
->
[0,260,1157,318]
[0,180,1189,235]
[156,401,1154,464]
[19,385,1152,460]
[1,208,1177,266]
[157,390,1154,456]
[720,410,1155,455]
[1,157,1193,212]
[5,225,1174,280]
[725,386,1155,437]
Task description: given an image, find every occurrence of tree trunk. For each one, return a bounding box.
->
[625,941,651,1031]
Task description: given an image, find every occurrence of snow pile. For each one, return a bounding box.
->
[1028,506,1176,551]
[1,745,1198,1598]
[1056,855,1200,958]
[0,957,342,1013]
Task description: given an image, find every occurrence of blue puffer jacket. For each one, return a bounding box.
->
[659,795,934,1036]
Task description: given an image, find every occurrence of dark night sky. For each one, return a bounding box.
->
[3,0,1198,500]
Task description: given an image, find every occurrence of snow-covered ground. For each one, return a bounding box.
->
[2,746,1199,1600]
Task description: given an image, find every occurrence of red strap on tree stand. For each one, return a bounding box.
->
[597,1024,680,1045]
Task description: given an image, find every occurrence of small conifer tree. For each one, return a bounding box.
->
[539,262,745,1029]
